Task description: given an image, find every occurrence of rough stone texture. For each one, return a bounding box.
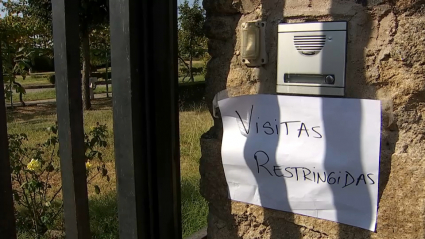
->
[201,0,425,238]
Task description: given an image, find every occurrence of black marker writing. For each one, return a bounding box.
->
[234,105,323,138]
[254,150,272,176]
[263,122,274,135]
[280,121,301,135]
[367,173,375,184]
[235,105,253,135]
[312,126,323,138]
[298,122,309,138]
[252,151,376,188]
[343,171,355,188]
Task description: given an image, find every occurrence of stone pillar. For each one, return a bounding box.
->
[200,0,425,238]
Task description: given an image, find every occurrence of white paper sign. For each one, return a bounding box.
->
[219,94,381,231]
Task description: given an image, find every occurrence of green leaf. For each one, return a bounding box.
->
[46,164,54,172]
[5,91,12,99]
[14,165,22,172]
[102,168,108,177]
[94,185,101,194]
[87,150,97,159]
[49,136,58,145]
[15,85,26,94]
[13,192,20,202]
[36,181,44,189]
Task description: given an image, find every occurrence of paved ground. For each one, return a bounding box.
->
[5,93,112,108]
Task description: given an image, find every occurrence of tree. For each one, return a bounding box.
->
[27,0,109,110]
[178,0,206,82]
[0,0,44,108]
[90,24,110,68]
[90,25,111,97]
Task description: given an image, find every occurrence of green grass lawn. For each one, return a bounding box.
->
[6,85,113,103]
[3,69,204,104]
[12,74,53,86]
[190,61,204,68]
[6,77,205,104]
[5,67,204,100]
[179,74,205,83]
[9,62,205,86]
[7,98,211,238]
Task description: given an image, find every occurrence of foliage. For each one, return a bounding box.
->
[26,0,110,110]
[48,74,55,85]
[1,0,53,60]
[200,52,211,75]
[90,25,110,68]
[178,0,206,54]
[179,66,203,77]
[178,0,207,82]
[0,0,53,105]
[2,47,31,102]
[6,100,211,239]
[9,123,109,237]
[26,0,109,28]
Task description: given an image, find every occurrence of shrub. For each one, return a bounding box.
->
[48,75,55,85]
[30,74,50,79]
[9,123,109,237]
[178,67,204,77]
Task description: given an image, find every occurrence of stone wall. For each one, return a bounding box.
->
[200,0,425,238]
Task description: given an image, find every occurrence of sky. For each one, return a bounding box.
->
[178,0,196,6]
[0,2,4,18]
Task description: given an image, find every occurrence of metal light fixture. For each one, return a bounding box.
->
[241,21,267,67]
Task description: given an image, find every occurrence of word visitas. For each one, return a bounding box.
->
[236,105,322,138]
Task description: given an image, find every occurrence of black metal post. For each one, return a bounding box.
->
[0,49,17,239]
[105,50,109,98]
[52,0,91,238]
[110,0,148,237]
[148,1,181,237]
[110,0,181,238]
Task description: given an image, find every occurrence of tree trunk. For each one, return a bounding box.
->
[9,79,13,110]
[81,26,91,110]
[189,54,194,82]
[105,51,109,98]
[178,55,190,82]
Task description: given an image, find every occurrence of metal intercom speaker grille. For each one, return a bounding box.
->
[293,35,326,56]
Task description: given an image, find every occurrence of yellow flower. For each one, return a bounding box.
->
[90,126,96,131]
[86,161,92,171]
[27,159,41,171]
